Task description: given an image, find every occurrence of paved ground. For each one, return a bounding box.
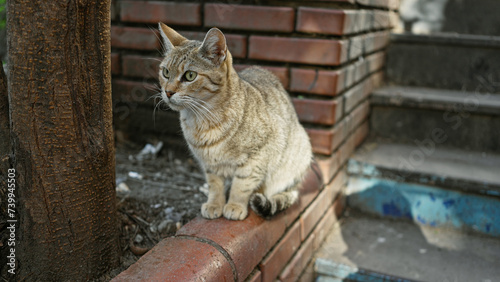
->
[315,210,500,282]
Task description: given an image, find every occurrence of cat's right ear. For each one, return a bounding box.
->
[199,28,227,66]
[158,23,187,54]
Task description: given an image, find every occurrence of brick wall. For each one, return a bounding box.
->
[111,0,398,281]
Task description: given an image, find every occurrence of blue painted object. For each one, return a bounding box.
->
[347,177,500,237]
[315,259,416,282]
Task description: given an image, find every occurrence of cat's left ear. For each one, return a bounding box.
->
[158,22,187,54]
[199,28,227,66]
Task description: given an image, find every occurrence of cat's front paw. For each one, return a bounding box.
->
[223,203,248,220]
[201,203,223,219]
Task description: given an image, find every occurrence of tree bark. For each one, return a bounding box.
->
[0,60,13,279]
[7,0,119,280]
[0,61,9,214]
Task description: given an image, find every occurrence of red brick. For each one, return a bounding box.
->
[306,118,349,155]
[247,270,262,282]
[279,232,315,282]
[340,61,361,91]
[249,36,346,66]
[121,55,160,79]
[372,10,391,29]
[348,34,364,60]
[316,152,341,185]
[303,195,347,261]
[112,79,155,104]
[389,11,399,27]
[312,206,337,250]
[298,260,316,282]
[120,1,201,26]
[234,65,289,88]
[371,70,384,89]
[177,32,247,59]
[205,4,295,32]
[364,31,390,53]
[307,128,334,155]
[226,34,248,58]
[112,237,233,281]
[346,10,371,33]
[353,120,369,148]
[339,133,356,166]
[177,212,286,281]
[290,68,342,96]
[366,51,386,73]
[333,193,346,217]
[283,161,324,226]
[111,53,120,75]
[111,26,159,50]
[262,66,289,89]
[344,80,367,114]
[293,98,342,126]
[348,100,370,132]
[296,8,346,35]
[297,8,370,36]
[260,221,301,282]
[299,171,340,241]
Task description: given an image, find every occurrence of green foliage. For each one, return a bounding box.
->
[0,0,5,30]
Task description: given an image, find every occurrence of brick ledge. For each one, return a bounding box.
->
[112,162,346,282]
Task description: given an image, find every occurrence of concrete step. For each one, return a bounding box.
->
[386,33,500,93]
[370,86,500,152]
[440,0,500,36]
[346,141,500,237]
[314,211,500,282]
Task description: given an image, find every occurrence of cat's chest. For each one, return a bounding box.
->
[189,143,248,177]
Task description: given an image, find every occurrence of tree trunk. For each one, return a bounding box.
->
[7,0,119,280]
[0,60,13,279]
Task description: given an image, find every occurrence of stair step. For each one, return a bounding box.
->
[346,142,500,237]
[315,211,500,281]
[386,33,500,93]
[438,0,500,36]
[370,86,500,152]
[372,86,500,116]
[349,142,500,196]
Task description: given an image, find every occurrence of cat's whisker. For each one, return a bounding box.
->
[187,97,222,125]
[153,98,167,127]
[144,83,162,94]
[147,92,163,102]
[190,100,220,126]
[183,97,220,128]
[185,100,213,126]
[183,100,206,126]
[144,57,163,63]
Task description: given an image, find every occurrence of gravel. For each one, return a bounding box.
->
[100,141,208,280]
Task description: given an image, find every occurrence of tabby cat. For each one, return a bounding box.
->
[157,23,312,220]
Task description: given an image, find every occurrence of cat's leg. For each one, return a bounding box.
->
[223,174,262,220]
[201,173,226,219]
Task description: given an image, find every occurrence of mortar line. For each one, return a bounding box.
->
[176,235,239,282]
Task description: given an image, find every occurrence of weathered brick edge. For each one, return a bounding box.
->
[112,161,348,282]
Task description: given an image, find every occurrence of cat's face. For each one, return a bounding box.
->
[158,23,228,112]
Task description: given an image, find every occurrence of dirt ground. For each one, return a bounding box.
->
[100,141,208,280]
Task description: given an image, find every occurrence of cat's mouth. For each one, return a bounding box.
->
[161,90,184,111]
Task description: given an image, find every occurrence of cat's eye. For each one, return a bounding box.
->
[162,68,169,79]
[184,71,197,82]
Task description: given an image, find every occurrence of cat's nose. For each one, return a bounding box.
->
[166,91,176,98]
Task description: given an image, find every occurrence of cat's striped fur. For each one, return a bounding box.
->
[157,23,312,220]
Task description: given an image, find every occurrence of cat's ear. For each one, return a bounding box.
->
[199,28,227,66]
[158,22,187,54]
